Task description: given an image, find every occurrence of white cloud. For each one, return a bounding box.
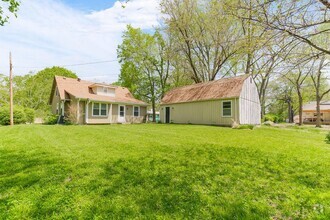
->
[0,0,161,83]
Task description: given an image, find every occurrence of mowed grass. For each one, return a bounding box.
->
[0,124,329,219]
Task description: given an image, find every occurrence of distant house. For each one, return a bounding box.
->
[49,76,148,124]
[160,75,261,126]
[297,101,330,124]
[146,110,160,122]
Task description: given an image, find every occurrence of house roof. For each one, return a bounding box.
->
[302,101,330,111]
[161,75,249,105]
[50,76,148,106]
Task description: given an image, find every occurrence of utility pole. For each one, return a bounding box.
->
[9,52,13,126]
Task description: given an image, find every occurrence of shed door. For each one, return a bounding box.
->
[165,107,170,123]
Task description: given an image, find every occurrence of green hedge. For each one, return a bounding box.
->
[0,106,35,125]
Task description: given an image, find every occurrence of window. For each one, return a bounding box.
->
[93,103,108,116]
[119,106,125,117]
[101,104,107,116]
[103,87,108,93]
[55,87,58,96]
[134,106,140,117]
[222,101,232,117]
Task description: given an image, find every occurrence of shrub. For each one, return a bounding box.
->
[326,132,330,144]
[0,106,27,125]
[264,114,285,123]
[44,114,58,125]
[24,108,35,124]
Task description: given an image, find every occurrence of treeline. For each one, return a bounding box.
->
[0,67,77,124]
[117,0,330,126]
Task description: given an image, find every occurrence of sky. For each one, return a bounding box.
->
[0,0,161,83]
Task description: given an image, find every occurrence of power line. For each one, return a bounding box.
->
[11,59,118,69]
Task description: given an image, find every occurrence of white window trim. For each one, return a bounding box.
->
[221,100,232,117]
[92,102,108,117]
[118,105,126,118]
[133,106,140,117]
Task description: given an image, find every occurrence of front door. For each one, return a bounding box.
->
[119,105,126,123]
[165,107,170,123]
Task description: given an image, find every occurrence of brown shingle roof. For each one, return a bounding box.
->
[52,76,148,105]
[161,75,249,104]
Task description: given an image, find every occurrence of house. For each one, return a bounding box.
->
[146,110,160,122]
[297,101,330,124]
[160,75,261,126]
[49,76,148,124]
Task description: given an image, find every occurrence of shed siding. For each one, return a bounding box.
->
[160,99,239,126]
[239,77,261,124]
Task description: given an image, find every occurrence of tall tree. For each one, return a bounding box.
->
[117,25,171,122]
[235,0,330,55]
[161,0,242,83]
[310,55,330,127]
[0,0,19,26]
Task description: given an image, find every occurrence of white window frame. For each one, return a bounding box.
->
[103,87,108,94]
[133,106,140,117]
[221,100,232,117]
[92,102,108,117]
[119,105,125,118]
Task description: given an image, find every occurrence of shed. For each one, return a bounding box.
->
[160,75,261,126]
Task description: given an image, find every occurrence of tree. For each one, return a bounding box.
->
[161,0,242,83]
[1,67,77,116]
[310,55,330,127]
[0,0,20,26]
[235,0,330,55]
[117,26,171,122]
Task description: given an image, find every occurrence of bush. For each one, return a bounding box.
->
[24,108,35,124]
[0,106,27,125]
[264,114,285,123]
[326,132,330,144]
[44,114,58,125]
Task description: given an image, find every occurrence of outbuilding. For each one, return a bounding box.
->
[160,75,261,126]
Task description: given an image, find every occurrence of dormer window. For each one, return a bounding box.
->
[89,83,116,97]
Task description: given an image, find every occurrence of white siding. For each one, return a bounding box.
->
[239,77,261,125]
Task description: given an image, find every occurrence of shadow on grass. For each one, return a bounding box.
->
[0,148,72,218]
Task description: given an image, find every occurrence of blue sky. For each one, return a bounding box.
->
[0,0,160,83]
[60,0,117,12]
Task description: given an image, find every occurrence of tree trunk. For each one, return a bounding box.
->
[297,90,303,126]
[316,96,322,128]
[152,98,156,123]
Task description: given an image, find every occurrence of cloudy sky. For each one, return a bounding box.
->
[0,0,161,83]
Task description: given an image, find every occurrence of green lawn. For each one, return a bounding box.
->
[0,124,329,219]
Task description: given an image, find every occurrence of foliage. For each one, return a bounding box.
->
[161,0,241,82]
[0,67,77,117]
[43,114,58,125]
[0,124,329,219]
[24,108,35,124]
[0,0,20,26]
[325,132,330,144]
[264,114,285,123]
[0,105,28,125]
[117,25,172,121]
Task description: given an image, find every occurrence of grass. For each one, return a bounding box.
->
[0,124,329,219]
